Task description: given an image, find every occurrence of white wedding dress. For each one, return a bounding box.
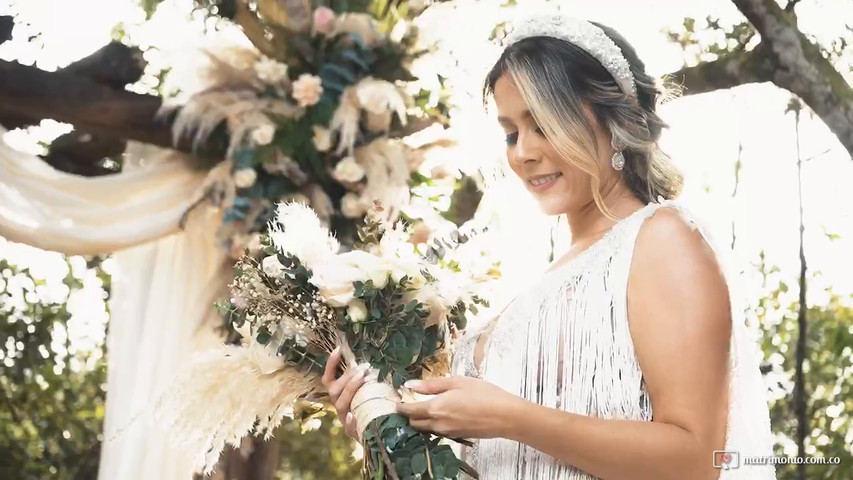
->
[451,199,776,479]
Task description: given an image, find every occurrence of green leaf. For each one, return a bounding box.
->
[410,452,427,475]
[320,63,357,84]
[256,330,271,345]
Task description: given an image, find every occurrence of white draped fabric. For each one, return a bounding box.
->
[0,130,230,479]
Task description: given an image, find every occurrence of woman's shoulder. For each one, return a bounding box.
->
[629,199,729,311]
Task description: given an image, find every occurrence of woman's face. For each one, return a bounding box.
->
[492,74,613,217]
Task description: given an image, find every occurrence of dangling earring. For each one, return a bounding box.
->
[611,138,625,171]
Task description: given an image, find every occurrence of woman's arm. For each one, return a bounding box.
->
[399,208,731,480]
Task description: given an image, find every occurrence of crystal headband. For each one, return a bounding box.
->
[506,14,638,98]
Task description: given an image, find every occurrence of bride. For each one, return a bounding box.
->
[323,13,775,479]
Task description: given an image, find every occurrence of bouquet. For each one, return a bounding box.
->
[156,201,496,479]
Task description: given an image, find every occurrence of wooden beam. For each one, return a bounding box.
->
[0,59,228,160]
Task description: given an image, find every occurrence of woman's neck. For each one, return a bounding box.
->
[564,187,644,249]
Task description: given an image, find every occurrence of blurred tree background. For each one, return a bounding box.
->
[1,0,851,479]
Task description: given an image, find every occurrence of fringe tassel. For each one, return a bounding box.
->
[455,200,774,479]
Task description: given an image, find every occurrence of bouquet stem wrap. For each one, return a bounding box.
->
[351,371,399,440]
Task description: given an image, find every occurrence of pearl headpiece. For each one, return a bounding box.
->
[506,14,637,98]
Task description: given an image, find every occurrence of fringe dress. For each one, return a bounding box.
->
[451,200,776,479]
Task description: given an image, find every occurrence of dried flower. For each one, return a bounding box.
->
[268,202,339,270]
[312,6,336,35]
[255,56,289,85]
[334,13,382,47]
[251,123,276,146]
[347,299,368,323]
[312,125,332,152]
[332,156,366,184]
[292,74,323,108]
[234,168,257,188]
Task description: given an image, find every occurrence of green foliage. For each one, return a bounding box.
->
[363,414,466,480]
[0,259,107,480]
[275,411,362,480]
[344,278,433,388]
[754,254,853,479]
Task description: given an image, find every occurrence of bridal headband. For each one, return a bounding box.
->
[506,14,638,98]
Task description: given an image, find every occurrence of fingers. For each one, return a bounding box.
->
[335,366,368,414]
[327,364,362,403]
[403,376,460,395]
[321,346,342,388]
[344,412,358,439]
[396,399,431,419]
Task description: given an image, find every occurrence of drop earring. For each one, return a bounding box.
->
[611,138,625,171]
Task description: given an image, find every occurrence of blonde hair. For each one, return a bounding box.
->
[485,24,683,219]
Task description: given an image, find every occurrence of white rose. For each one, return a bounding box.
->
[312,125,332,152]
[340,193,366,218]
[251,123,276,146]
[390,266,408,285]
[367,267,390,289]
[234,168,257,188]
[408,272,427,289]
[262,255,285,278]
[332,156,366,183]
[310,251,379,306]
[347,299,368,323]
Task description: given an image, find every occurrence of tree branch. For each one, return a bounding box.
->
[0,15,12,46]
[666,46,773,96]
[0,59,228,160]
[730,0,853,155]
[667,0,853,156]
[62,41,145,88]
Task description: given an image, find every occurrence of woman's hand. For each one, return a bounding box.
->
[396,375,526,439]
[321,347,369,439]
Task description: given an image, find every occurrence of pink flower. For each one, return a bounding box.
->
[292,74,323,108]
[313,7,336,35]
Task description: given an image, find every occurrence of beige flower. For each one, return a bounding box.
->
[340,192,367,219]
[255,56,289,85]
[251,123,276,146]
[347,299,368,323]
[292,74,323,107]
[233,168,257,188]
[332,156,366,183]
[334,13,382,47]
[312,125,332,152]
[313,6,336,35]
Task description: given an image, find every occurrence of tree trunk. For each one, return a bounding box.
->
[791,99,808,480]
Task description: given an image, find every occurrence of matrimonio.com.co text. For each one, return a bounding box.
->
[713,451,842,470]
